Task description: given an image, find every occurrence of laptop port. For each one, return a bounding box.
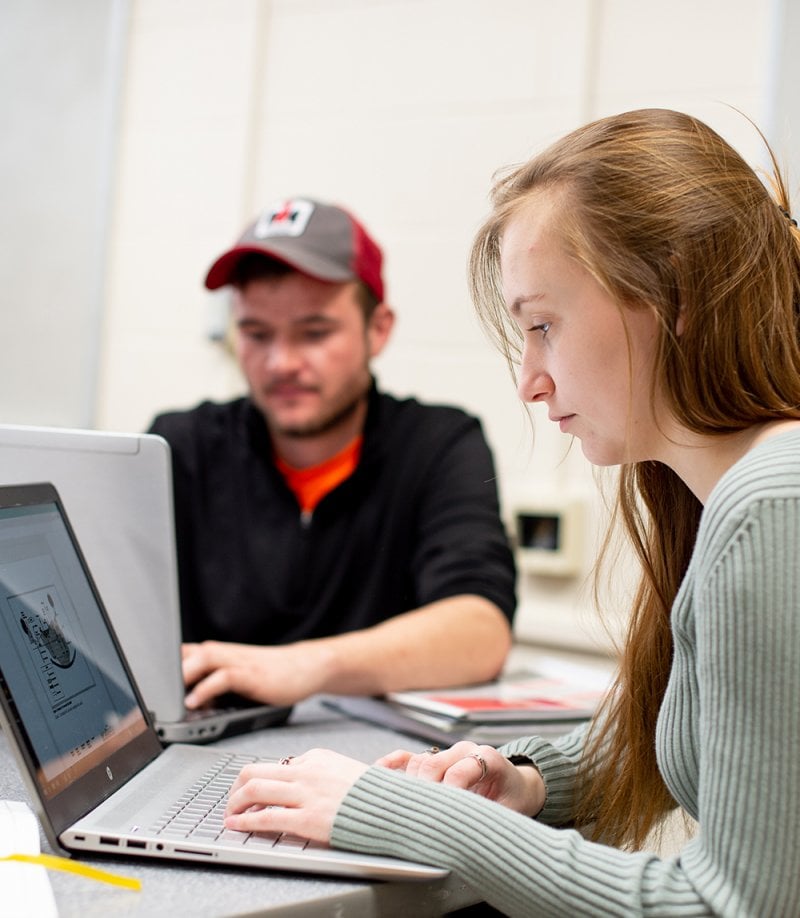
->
[99,836,120,846]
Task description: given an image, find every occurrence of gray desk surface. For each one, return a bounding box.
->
[0,698,481,918]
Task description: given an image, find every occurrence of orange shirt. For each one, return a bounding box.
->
[275,436,364,514]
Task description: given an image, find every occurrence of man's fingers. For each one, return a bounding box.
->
[181,641,245,684]
[181,643,219,685]
[184,668,235,708]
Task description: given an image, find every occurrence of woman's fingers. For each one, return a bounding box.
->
[374,748,415,769]
[440,751,492,789]
[224,749,369,844]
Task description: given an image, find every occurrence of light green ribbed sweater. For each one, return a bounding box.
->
[332,430,800,916]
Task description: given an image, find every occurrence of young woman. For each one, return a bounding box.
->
[223,109,800,916]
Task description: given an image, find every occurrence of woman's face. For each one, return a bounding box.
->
[499,195,664,467]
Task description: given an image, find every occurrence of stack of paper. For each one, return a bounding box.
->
[327,658,613,747]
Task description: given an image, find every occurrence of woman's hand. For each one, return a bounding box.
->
[376,741,545,817]
[224,748,368,843]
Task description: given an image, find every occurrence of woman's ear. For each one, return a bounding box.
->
[367,303,396,358]
[675,305,686,337]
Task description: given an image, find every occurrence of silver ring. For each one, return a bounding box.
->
[279,755,294,765]
[469,752,488,781]
[424,746,440,755]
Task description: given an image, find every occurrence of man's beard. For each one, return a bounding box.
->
[271,389,367,440]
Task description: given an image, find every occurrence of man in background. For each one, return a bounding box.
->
[149,197,516,709]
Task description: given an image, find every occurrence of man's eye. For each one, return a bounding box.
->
[243,330,269,343]
[303,329,331,342]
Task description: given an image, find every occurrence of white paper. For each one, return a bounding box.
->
[0,800,58,918]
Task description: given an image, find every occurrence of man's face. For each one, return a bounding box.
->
[231,272,390,440]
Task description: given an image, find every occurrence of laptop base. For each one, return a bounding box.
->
[155,704,293,744]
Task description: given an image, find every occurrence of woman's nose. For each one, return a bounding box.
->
[516,352,554,404]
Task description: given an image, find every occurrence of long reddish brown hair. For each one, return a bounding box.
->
[470,108,800,848]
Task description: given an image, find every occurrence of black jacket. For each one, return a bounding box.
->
[149,384,516,645]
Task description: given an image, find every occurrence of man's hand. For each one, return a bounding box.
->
[182,596,512,709]
[182,641,330,707]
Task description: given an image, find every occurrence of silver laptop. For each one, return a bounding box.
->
[0,424,290,742]
[0,482,447,881]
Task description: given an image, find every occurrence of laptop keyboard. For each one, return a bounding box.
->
[151,752,317,850]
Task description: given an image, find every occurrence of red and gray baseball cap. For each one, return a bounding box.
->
[204,197,385,302]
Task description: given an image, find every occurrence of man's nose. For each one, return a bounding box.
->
[265,339,302,373]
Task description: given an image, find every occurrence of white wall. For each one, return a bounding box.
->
[32,0,790,650]
[0,0,128,427]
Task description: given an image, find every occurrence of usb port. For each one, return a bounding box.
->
[99,836,119,846]
[126,839,146,849]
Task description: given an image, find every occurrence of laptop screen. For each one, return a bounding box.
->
[0,484,160,833]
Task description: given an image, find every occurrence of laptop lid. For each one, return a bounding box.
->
[0,482,163,845]
[0,424,184,723]
[0,424,291,740]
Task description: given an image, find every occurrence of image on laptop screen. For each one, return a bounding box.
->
[0,498,149,799]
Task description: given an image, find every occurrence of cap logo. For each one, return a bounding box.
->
[253,199,314,239]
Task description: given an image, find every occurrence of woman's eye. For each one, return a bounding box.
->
[529,322,551,338]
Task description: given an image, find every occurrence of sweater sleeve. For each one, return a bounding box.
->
[331,492,800,916]
[668,494,800,916]
[499,723,589,826]
[332,767,698,917]
[332,722,700,917]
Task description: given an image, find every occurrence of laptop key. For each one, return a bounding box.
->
[246,832,281,847]
[275,835,308,850]
[191,829,222,839]
[219,829,250,845]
